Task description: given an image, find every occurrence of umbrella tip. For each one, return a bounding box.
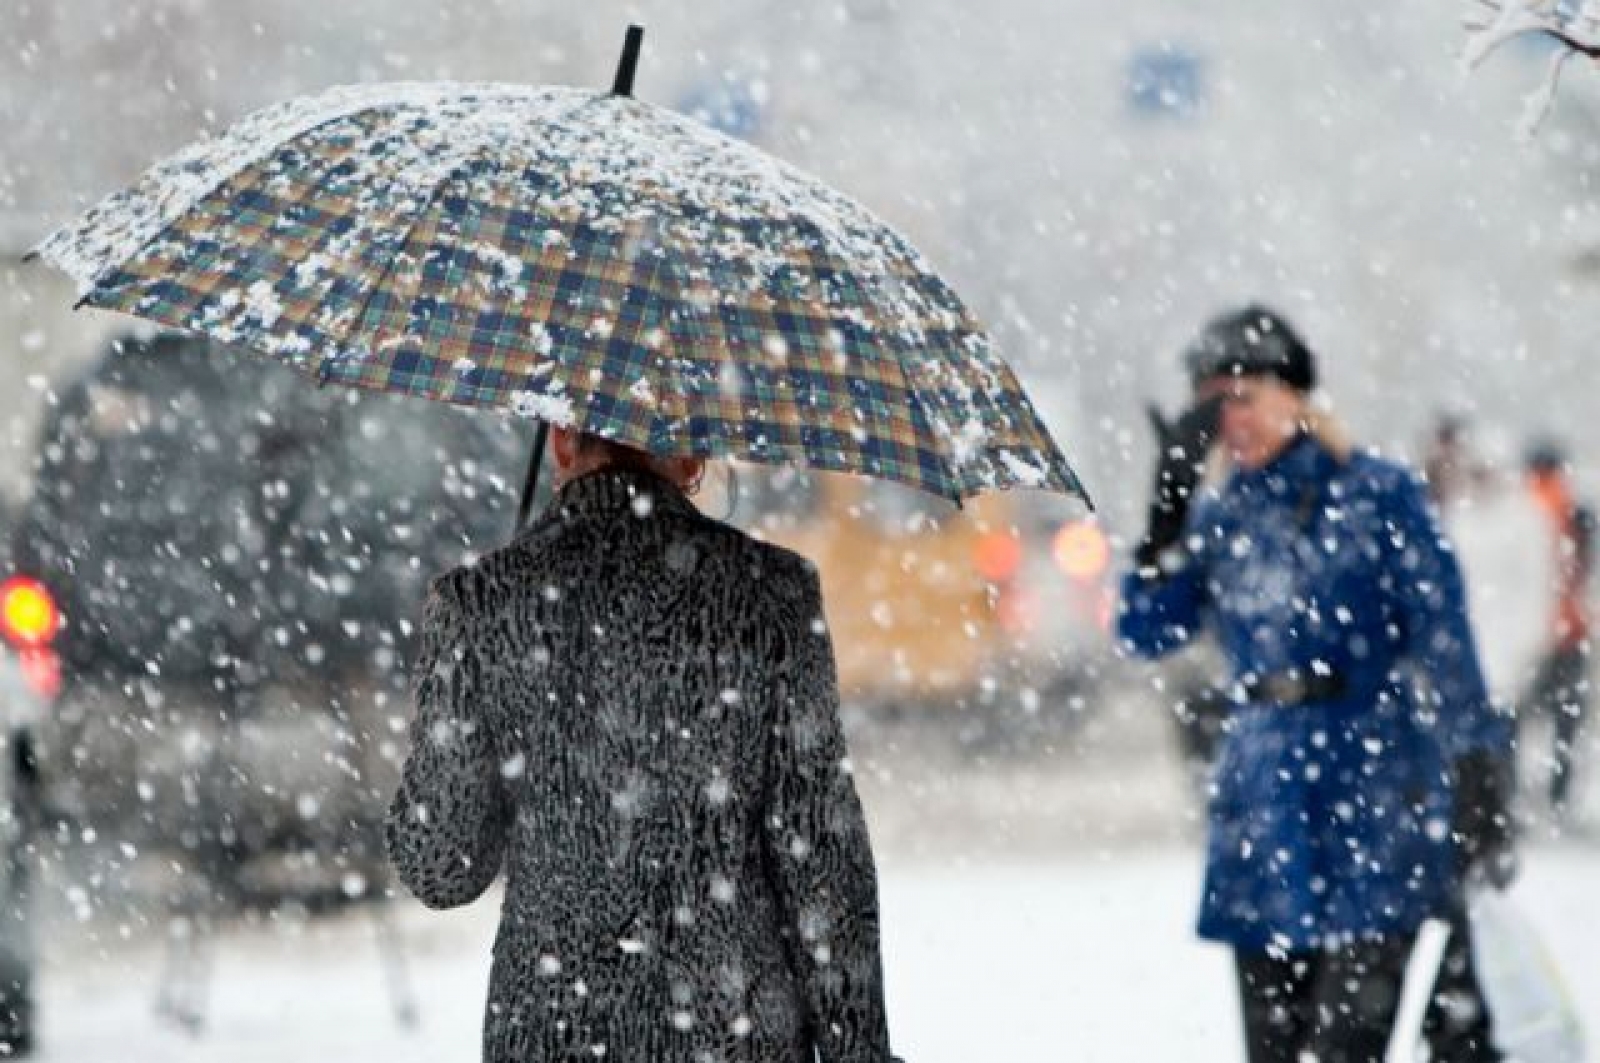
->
[611,24,645,97]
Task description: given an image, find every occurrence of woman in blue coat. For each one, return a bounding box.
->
[1118,306,1515,1063]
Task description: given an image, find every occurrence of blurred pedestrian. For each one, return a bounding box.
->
[1521,439,1594,818]
[0,740,38,1061]
[386,428,898,1063]
[1118,305,1516,1063]
[1421,412,1487,509]
[1417,416,1549,713]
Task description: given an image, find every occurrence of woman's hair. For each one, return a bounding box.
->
[1301,403,1352,464]
[571,431,623,456]
[570,431,703,488]
[572,431,656,467]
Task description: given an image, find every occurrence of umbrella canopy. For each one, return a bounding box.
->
[32,46,1087,507]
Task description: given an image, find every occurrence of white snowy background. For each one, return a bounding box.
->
[2,1,1598,1059]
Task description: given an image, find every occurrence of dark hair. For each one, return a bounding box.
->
[570,431,616,455]
[570,432,693,484]
[571,432,652,463]
[1524,437,1567,474]
[1183,304,1317,392]
[1432,412,1467,443]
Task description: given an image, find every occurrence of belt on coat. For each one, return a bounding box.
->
[1235,669,1347,708]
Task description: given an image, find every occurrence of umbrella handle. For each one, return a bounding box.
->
[515,421,549,535]
[611,25,644,97]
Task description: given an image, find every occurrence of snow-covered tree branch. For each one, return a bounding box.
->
[1464,0,1600,134]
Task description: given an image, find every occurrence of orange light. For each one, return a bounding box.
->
[1,577,60,649]
[972,531,1023,583]
[1052,521,1111,582]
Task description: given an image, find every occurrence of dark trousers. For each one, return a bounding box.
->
[1523,644,1591,810]
[1234,912,1499,1063]
[0,730,39,1052]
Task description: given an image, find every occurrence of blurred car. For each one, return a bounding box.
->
[982,491,1117,711]
[717,466,1113,737]
[12,333,528,903]
[0,502,59,1056]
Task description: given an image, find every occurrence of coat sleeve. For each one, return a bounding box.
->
[1385,472,1515,761]
[1116,509,1212,659]
[761,562,893,1063]
[385,574,509,908]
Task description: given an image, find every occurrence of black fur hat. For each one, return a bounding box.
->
[1183,304,1316,392]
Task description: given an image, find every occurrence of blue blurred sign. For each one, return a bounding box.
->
[680,78,766,141]
[1126,48,1204,118]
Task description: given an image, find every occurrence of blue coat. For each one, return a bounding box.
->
[1118,434,1512,952]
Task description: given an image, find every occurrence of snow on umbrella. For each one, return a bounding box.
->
[30,26,1089,518]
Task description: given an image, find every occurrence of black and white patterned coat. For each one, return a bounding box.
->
[387,467,893,1063]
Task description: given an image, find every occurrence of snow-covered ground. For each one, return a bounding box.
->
[25,701,1600,1062]
[29,844,1598,1062]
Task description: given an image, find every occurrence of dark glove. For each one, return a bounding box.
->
[1134,395,1222,570]
[1452,749,1517,889]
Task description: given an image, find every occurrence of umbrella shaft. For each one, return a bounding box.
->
[516,422,549,535]
[611,26,644,96]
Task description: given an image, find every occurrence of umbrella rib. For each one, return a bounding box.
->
[68,106,424,344]
[50,88,456,294]
[102,103,475,382]
[641,235,710,453]
[320,147,494,383]
[326,90,616,387]
[236,113,447,368]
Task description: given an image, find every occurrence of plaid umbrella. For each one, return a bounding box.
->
[31,28,1088,514]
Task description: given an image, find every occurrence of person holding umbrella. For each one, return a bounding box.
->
[1117,305,1516,1063]
[385,426,898,1062]
[29,27,1085,1061]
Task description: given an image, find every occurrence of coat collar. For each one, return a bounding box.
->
[1229,432,1338,500]
[545,465,701,524]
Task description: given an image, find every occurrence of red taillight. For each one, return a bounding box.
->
[973,531,1023,583]
[1052,521,1111,583]
[0,577,60,649]
[18,647,60,700]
